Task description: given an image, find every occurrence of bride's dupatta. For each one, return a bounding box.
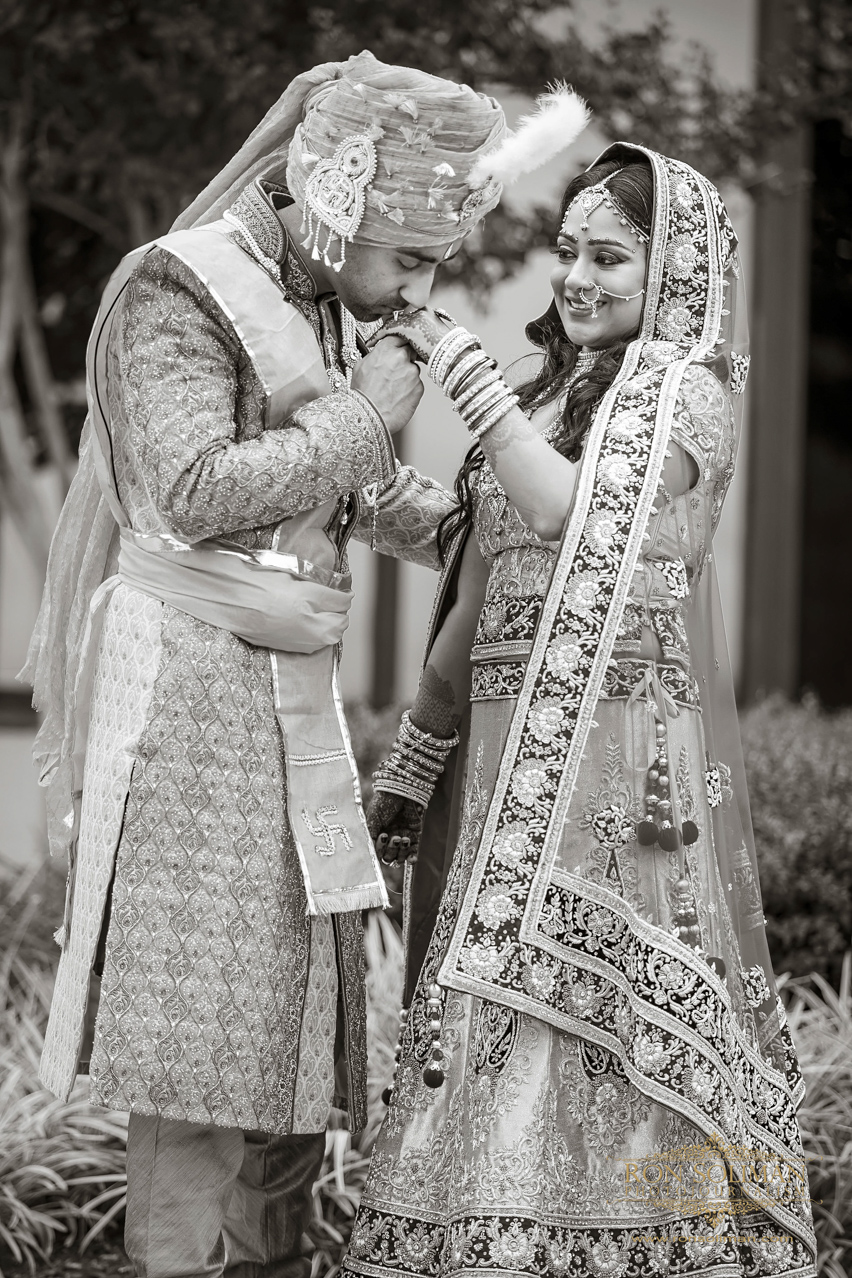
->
[410,145,815,1260]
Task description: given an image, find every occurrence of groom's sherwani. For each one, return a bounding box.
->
[40,179,453,1136]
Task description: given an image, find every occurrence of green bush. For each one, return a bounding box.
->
[740,694,852,986]
[0,872,128,1273]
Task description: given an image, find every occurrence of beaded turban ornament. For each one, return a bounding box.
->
[284,53,592,269]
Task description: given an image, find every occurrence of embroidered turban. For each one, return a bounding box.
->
[284,51,507,265]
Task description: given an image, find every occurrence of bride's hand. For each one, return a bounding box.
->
[366,790,425,864]
[368,306,457,363]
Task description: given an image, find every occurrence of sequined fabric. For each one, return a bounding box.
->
[353,462,456,570]
[40,585,163,1098]
[345,701,815,1278]
[470,364,734,696]
[111,248,396,545]
[88,605,334,1131]
[87,244,377,1133]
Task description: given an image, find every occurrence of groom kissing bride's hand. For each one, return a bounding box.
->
[369,305,459,364]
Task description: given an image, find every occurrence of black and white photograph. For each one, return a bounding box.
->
[0,1,850,1276]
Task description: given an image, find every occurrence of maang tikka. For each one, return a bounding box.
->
[563,172,650,245]
[562,171,648,317]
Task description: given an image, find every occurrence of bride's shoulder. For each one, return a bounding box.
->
[678,361,731,412]
[672,362,736,477]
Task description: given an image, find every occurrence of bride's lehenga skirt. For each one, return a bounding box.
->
[344,691,816,1278]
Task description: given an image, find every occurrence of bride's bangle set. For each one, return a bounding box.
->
[428,326,519,440]
[372,711,460,808]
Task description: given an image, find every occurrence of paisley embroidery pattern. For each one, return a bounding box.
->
[581,738,641,854]
[561,1039,651,1157]
[474,591,543,648]
[347,1208,812,1278]
[470,661,526,701]
[601,659,698,708]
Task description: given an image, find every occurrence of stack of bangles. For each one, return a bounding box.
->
[372,711,460,808]
[427,326,519,441]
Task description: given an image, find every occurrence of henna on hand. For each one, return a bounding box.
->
[479,408,539,459]
[367,790,425,862]
[369,308,455,362]
[410,663,462,738]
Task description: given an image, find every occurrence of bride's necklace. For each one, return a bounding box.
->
[541,348,601,441]
[568,347,599,384]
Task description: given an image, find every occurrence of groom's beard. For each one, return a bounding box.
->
[332,265,408,323]
[338,291,407,323]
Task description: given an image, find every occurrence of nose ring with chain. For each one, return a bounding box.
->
[577,282,646,319]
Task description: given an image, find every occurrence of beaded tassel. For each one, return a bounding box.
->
[381,1006,408,1106]
[635,710,699,851]
[422,983,446,1088]
[671,876,701,949]
[631,681,726,975]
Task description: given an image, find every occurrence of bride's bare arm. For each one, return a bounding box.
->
[368,534,489,862]
[475,407,579,542]
[410,533,490,734]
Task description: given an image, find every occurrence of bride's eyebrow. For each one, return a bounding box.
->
[557,231,634,252]
[587,236,634,251]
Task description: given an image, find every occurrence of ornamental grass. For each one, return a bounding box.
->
[0,861,403,1278]
[0,868,128,1274]
[741,693,852,987]
[305,909,403,1278]
[779,957,852,1278]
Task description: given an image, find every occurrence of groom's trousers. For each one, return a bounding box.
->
[124,1113,326,1278]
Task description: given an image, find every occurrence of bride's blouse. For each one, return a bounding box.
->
[468,363,736,706]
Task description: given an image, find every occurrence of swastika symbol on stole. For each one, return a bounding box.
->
[302,805,354,857]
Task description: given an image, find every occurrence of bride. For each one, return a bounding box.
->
[342,143,817,1278]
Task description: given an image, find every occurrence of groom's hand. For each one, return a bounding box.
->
[352,335,423,435]
[368,306,457,363]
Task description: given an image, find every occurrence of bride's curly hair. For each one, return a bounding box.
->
[436,155,653,564]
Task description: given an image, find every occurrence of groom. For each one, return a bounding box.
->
[34,50,506,1278]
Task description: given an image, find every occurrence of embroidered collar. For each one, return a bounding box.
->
[224,178,371,394]
[225,179,317,304]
